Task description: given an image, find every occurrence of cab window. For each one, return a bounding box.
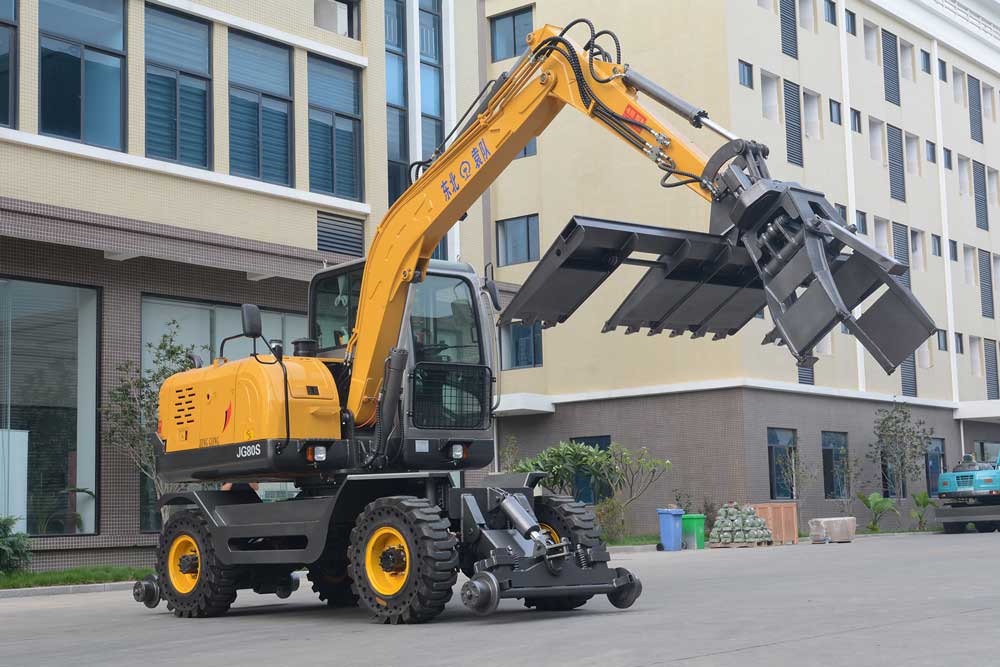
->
[410,275,482,364]
[313,267,362,351]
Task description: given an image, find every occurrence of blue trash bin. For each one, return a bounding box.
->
[657,508,685,551]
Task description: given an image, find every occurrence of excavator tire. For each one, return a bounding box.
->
[307,528,358,607]
[524,495,602,612]
[943,521,966,534]
[348,496,458,624]
[974,521,998,533]
[157,510,239,618]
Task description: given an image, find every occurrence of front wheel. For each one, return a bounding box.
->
[156,510,239,618]
[974,521,997,533]
[943,522,966,534]
[348,496,458,624]
[524,495,602,612]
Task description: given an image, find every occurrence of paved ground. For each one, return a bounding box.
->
[2,532,998,666]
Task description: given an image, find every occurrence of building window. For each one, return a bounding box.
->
[570,436,612,504]
[228,31,292,185]
[497,214,540,266]
[955,332,964,354]
[798,0,815,31]
[920,49,931,74]
[863,21,878,63]
[881,456,906,498]
[943,147,952,169]
[317,211,364,256]
[855,210,867,234]
[904,132,919,175]
[420,0,444,163]
[515,137,537,159]
[925,140,936,164]
[822,431,848,499]
[938,58,947,82]
[949,239,958,261]
[936,329,948,351]
[899,39,914,81]
[314,0,359,39]
[834,203,847,223]
[850,108,861,133]
[823,0,836,25]
[910,230,926,268]
[308,54,363,200]
[829,99,841,125]
[139,297,307,530]
[761,70,779,121]
[844,8,856,35]
[802,88,820,138]
[0,278,99,536]
[501,321,542,370]
[0,1,14,128]
[385,0,409,206]
[767,427,797,500]
[797,365,814,385]
[738,60,753,88]
[39,0,125,150]
[971,335,984,377]
[490,6,532,62]
[144,5,210,168]
[926,438,946,497]
[931,233,942,257]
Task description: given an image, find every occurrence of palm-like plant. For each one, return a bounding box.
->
[856,491,899,532]
[910,491,938,531]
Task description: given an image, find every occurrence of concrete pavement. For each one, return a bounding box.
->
[1,532,997,666]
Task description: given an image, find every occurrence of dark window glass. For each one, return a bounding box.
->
[313,267,363,350]
[387,106,407,163]
[497,214,540,266]
[385,51,406,106]
[83,48,122,149]
[829,99,842,124]
[920,49,931,73]
[855,210,868,234]
[40,0,123,51]
[0,0,12,22]
[926,438,945,497]
[39,37,82,140]
[955,332,964,353]
[491,7,532,62]
[504,321,543,370]
[420,63,442,117]
[384,0,405,49]
[145,5,209,75]
[570,436,612,503]
[388,161,408,204]
[386,0,408,206]
[145,8,210,168]
[229,88,259,177]
[824,0,837,25]
[228,32,290,97]
[943,147,952,169]
[738,60,753,88]
[0,27,10,128]
[926,140,936,164]
[767,427,796,500]
[881,456,906,498]
[835,203,847,223]
[939,58,948,82]
[931,234,942,257]
[419,4,440,64]
[822,431,848,499]
[261,97,290,184]
[308,55,362,200]
[936,329,948,350]
[850,108,862,132]
[421,115,442,160]
[844,9,856,34]
[410,274,483,365]
[516,136,537,159]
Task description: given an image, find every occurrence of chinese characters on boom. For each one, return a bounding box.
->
[440,139,492,201]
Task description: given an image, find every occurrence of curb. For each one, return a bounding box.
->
[0,581,136,600]
[608,544,659,554]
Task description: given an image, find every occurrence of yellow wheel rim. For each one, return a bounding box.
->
[539,522,561,544]
[167,534,200,595]
[364,526,410,597]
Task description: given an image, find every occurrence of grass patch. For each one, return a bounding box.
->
[606,533,660,546]
[0,565,153,590]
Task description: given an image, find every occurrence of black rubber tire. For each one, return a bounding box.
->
[157,510,239,618]
[523,495,601,611]
[348,496,458,624]
[974,521,997,533]
[307,528,358,607]
[943,522,966,534]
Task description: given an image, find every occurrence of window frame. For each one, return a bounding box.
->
[738,59,753,89]
[920,49,931,74]
[501,320,543,370]
[849,108,862,133]
[767,427,797,500]
[496,214,540,266]
[821,431,848,499]
[931,233,942,257]
[823,0,837,26]
[227,30,294,186]
[489,6,532,63]
[38,0,128,150]
[307,53,364,201]
[936,329,948,351]
[0,2,16,129]
[144,4,212,169]
[829,98,841,125]
[844,8,856,35]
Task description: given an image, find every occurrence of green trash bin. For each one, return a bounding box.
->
[681,513,706,550]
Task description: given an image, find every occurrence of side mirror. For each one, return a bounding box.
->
[485,280,502,312]
[241,304,262,339]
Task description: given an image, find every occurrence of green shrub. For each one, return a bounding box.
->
[910,491,938,531]
[856,492,899,532]
[595,498,627,542]
[0,516,32,575]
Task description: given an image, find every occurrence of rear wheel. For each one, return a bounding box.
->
[157,510,239,618]
[348,496,458,624]
[524,495,601,612]
[974,521,998,533]
[943,522,966,534]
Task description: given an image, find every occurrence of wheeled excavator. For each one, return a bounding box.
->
[132,19,935,623]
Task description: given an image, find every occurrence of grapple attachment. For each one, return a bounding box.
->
[499,185,935,373]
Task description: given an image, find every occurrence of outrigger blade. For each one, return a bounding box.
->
[499,185,935,374]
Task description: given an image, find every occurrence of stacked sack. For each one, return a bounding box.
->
[709,502,774,546]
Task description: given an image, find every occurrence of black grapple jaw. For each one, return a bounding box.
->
[713,178,936,373]
[499,140,935,374]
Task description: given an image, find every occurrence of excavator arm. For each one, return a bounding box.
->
[345,20,934,426]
